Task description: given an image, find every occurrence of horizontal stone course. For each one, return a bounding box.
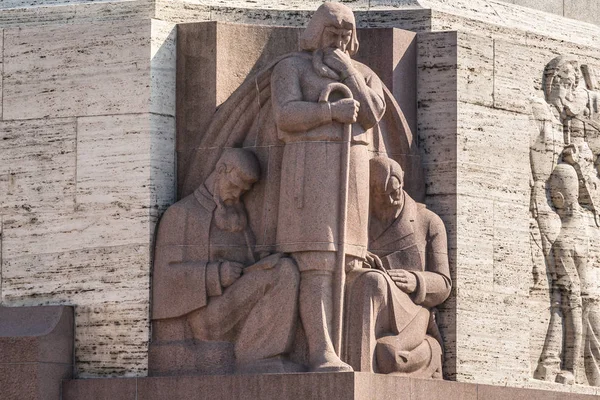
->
[62,373,600,399]
[3,19,151,120]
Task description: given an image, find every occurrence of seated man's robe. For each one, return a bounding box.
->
[151,185,300,374]
[343,193,451,377]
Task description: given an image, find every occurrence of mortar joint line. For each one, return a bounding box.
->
[492,38,496,109]
[2,29,4,121]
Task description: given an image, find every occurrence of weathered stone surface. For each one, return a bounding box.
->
[564,0,600,25]
[76,114,175,213]
[0,28,3,119]
[1,113,174,376]
[0,118,76,215]
[507,0,564,15]
[62,373,600,400]
[63,376,137,400]
[0,1,153,28]
[0,306,74,400]
[3,19,151,120]
[151,19,177,117]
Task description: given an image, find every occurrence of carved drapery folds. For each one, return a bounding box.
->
[149,2,451,378]
[530,55,600,386]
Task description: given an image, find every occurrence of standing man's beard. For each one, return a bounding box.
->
[214,197,248,232]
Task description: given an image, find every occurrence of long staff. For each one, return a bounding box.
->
[319,82,353,356]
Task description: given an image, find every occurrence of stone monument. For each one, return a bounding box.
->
[3,0,600,398]
[150,2,451,378]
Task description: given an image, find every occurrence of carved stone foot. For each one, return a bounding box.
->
[533,359,560,382]
[555,370,575,385]
[310,353,353,373]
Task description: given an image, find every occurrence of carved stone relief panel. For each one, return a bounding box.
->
[150,2,451,378]
[530,55,600,386]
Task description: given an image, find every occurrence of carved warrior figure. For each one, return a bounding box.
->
[531,56,600,385]
[170,1,439,376]
[344,156,451,376]
[151,149,301,374]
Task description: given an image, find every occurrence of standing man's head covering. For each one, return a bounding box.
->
[299,2,359,56]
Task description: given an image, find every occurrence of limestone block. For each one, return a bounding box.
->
[564,0,600,26]
[1,0,145,7]
[0,1,153,28]
[455,290,531,384]
[426,0,600,48]
[0,111,174,376]
[457,32,494,108]
[0,28,3,119]
[2,241,151,376]
[155,0,210,23]
[492,201,531,296]
[0,118,77,215]
[507,0,564,15]
[76,114,175,213]
[455,195,494,292]
[210,6,313,26]
[75,301,149,377]
[3,19,151,120]
[151,19,177,117]
[458,104,531,176]
[417,31,458,105]
[355,9,432,31]
[417,30,492,113]
[493,38,550,114]
[416,31,458,207]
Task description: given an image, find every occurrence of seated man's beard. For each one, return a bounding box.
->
[214,197,248,232]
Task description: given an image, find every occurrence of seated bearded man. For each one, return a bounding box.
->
[151,148,300,375]
[343,156,451,378]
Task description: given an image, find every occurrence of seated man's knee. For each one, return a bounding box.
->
[358,272,388,298]
[275,257,300,286]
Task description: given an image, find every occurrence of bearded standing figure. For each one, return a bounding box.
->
[271,2,386,372]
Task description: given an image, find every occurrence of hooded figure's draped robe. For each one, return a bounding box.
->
[343,194,451,377]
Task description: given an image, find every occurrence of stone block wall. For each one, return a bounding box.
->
[412,6,600,395]
[0,1,175,377]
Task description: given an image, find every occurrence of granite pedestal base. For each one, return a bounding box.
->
[0,306,74,400]
[63,372,600,400]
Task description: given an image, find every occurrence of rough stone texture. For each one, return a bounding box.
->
[3,20,151,120]
[564,0,600,25]
[0,306,74,400]
[0,1,153,28]
[0,28,3,120]
[0,3,176,379]
[151,19,177,118]
[1,114,174,377]
[62,373,600,400]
